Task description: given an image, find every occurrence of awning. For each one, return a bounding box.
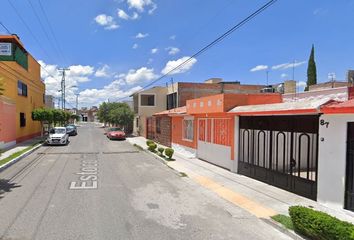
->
[153,106,187,116]
[322,99,354,114]
[229,98,334,116]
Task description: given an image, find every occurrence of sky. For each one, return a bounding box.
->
[1,0,354,108]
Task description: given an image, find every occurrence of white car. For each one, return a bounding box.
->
[46,127,69,145]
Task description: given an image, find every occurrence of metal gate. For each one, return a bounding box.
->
[238,115,319,200]
[345,122,354,211]
[198,118,232,169]
[146,117,155,140]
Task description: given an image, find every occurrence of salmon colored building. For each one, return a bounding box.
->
[0,35,45,149]
[167,93,282,170]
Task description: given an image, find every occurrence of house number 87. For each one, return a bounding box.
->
[320,119,329,128]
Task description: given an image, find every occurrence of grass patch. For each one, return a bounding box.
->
[0,142,41,167]
[271,214,294,230]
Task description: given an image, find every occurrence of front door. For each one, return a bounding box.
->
[345,122,354,211]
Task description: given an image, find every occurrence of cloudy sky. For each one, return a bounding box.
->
[1,0,354,107]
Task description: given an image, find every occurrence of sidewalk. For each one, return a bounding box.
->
[0,136,43,161]
[127,136,354,223]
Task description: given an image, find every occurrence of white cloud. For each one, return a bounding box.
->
[166,47,180,55]
[117,9,139,20]
[250,65,268,72]
[296,81,307,92]
[132,43,139,49]
[94,14,119,30]
[39,61,95,106]
[147,58,153,64]
[272,61,306,70]
[161,56,197,75]
[123,67,158,85]
[169,35,176,40]
[313,8,328,16]
[95,65,110,78]
[151,48,158,54]
[127,0,156,13]
[135,32,149,39]
[281,73,289,78]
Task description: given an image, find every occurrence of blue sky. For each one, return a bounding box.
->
[1,0,354,107]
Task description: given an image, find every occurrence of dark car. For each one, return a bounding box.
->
[106,127,126,140]
[66,124,78,136]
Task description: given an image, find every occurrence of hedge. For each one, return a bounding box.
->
[164,148,174,159]
[148,142,157,152]
[289,206,354,240]
[146,140,154,146]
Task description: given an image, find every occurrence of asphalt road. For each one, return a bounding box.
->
[0,123,291,240]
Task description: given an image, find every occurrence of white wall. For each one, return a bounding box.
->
[318,114,354,210]
[233,116,239,173]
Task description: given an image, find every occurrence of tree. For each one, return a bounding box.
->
[98,102,134,131]
[97,102,109,126]
[305,44,317,91]
[32,108,53,136]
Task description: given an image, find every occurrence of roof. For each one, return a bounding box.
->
[283,87,348,103]
[322,99,354,114]
[154,106,186,116]
[229,98,333,116]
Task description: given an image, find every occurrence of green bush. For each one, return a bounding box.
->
[158,147,164,155]
[148,143,157,152]
[289,206,354,240]
[146,140,154,146]
[164,148,174,159]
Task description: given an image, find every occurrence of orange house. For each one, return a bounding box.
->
[168,93,282,170]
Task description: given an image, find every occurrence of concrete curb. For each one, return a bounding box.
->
[262,218,306,240]
[0,143,43,173]
[131,143,186,177]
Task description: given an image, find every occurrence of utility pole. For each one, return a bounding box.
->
[75,93,79,115]
[58,68,70,110]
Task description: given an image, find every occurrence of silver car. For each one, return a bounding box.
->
[46,127,69,145]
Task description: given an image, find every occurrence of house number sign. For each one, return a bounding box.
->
[320,119,329,128]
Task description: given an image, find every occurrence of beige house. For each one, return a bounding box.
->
[132,86,168,137]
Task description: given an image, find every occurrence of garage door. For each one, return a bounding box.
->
[197,118,232,169]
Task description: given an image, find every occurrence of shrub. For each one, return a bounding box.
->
[146,140,154,146]
[148,142,157,152]
[289,206,354,240]
[158,147,164,155]
[164,148,174,159]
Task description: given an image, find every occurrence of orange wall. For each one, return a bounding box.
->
[0,53,45,142]
[171,116,197,149]
[0,98,16,144]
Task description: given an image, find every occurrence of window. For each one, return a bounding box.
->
[156,118,161,134]
[183,119,194,141]
[17,81,27,97]
[20,112,26,127]
[140,94,155,106]
[166,92,177,110]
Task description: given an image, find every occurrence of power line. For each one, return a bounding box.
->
[0,22,11,34]
[37,0,68,66]
[6,0,55,63]
[136,0,278,94]
[25,0,64,64]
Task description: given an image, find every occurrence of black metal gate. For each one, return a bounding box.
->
[345,123,354,211]
[238,115,319,200]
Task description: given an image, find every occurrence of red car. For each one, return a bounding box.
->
[106,128,126,140]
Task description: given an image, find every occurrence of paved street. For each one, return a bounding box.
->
[0,123,290,240]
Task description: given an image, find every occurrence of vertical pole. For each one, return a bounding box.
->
[75,94,79,115]
[58,68,70,110]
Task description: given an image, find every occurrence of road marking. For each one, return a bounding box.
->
[192,175,277,219]
[69,158,98,190]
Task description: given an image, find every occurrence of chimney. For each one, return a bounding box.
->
[284,80,296,94]
[204,78,222,84]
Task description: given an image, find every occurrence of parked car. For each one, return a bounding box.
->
[66,124,78,136]
[106,127,126,140]
[46,127,69,145]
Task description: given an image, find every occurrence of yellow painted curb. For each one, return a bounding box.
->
[193,175,277,219]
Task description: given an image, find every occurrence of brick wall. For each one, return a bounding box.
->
[177,82,266,107]
[349,87,354,100]
[146,116,172,147]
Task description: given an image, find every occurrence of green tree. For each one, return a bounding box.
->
[98,102,110,126]
[32,108,53,136]
[305,44,317,91]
